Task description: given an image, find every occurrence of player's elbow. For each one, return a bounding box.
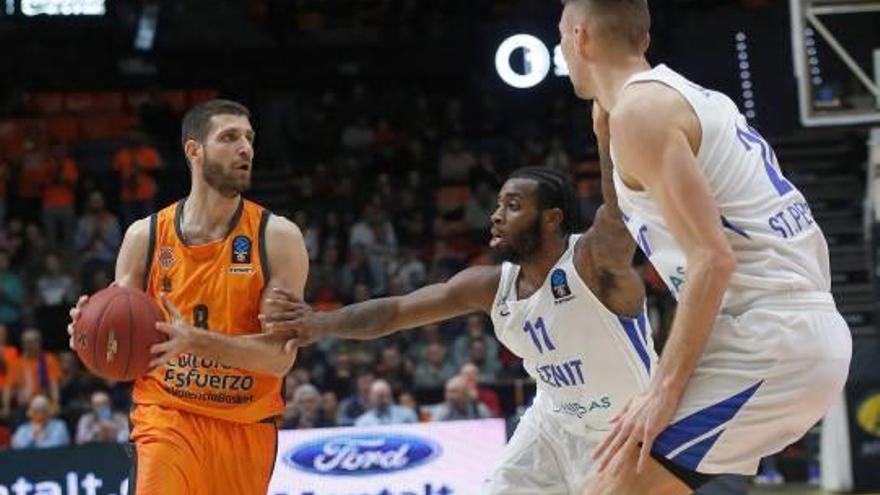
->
[266,354,296,377]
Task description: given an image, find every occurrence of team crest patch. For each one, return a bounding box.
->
[551,268,574,303]
[158,246,175,270]
[232,235,252,264]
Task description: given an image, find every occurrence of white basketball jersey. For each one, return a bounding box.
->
[612,65,832,311]
[490,234,656,434]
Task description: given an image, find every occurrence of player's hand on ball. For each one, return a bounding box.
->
[259,287,325,349]
[67,295,89,349]
[593,387,679,475]
[150,294,198,369]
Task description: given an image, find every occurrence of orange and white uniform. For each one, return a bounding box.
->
[130,197,281,495]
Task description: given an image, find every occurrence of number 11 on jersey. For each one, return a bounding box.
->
[524,317,556,354]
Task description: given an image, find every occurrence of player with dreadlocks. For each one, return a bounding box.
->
[260,105,654,494]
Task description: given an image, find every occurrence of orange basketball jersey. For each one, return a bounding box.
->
[133,198,283,423]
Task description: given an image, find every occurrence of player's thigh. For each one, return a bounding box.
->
[132,438,203,495]
[581,444,691,495]
[483,412,569,495]
[206,421,278,495]
[130,406,206,495]
[653,310,850,475]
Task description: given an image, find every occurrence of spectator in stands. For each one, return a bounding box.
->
[75,390,129,444]
[0,324,19,396]
[336,369,374,426]
[4,219,25,267]
[544,136,570,172]
[438,137,476,183]
[464,182,495,234]
[0,249,24,330]
[431,375,491,422]
[40,142,78,247]
[282,384,334,429]
[75,192,122,279]
[57,351,94,417]
[398,391,422,420]
[2,328,61,419]
[321,349,354,399]
[340,115,374,151]
[414,342,456,391]
[460,363,502,417]
[346,245,386,298]
[375,345,414,393]
[451,314,499,369]
[11,394,69,449]
[321,391,338,425]
[15,134,48,224]
[387,247,427,294]
[466,338,501,383]
[354,379,417,427]
[22,224,51,288]
[112,132,162,227]
[349,203,399,273]
[34,252,77,350]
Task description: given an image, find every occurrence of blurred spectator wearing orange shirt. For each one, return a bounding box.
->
[2,328,61,421]
[40,143,78,247]
[112,132,161,227]
[16,134,48,225]
[0,325,20,395]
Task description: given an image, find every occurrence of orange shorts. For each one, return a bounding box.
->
[130,404,278,495]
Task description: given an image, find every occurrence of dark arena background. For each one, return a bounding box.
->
[0,1,879,494]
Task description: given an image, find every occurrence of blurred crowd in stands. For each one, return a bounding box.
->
[0,83,677,453]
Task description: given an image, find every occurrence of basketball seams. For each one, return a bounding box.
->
[90,291,123,377]
[123,290,134,380]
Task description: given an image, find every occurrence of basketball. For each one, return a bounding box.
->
[73,286,166,382]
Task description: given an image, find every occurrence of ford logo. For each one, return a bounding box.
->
[284,433,441,476]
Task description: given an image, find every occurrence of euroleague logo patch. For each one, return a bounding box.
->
[232,235,252,264]
[550,268,574,304]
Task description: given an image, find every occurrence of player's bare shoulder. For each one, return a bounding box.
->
[116,216,153,289]
[613,82,701,154]
[265,213,305,248]
[262,212,309,291]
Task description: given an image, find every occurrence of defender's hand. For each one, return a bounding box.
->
[259,288,326,351]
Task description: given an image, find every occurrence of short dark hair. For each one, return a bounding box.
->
[181,99,251,148]
[509,166,581,235]
[562,0,650,53]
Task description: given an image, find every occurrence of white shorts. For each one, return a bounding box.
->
[653,298,852,476]
[482,394,603,495]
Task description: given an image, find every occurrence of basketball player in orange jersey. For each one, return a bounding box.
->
[67,99,307,494]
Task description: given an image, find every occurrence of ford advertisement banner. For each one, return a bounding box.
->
[268,419,508,495]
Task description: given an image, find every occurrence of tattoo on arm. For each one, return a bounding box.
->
[335,298,400,340]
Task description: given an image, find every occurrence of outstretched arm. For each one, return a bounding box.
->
[594,83,736,473]
[151,215,308,377]
[261,265,500,346]
[575,102,644,317]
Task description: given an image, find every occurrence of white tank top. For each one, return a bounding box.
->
[490,234,656,433]
[612,64,834,313]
